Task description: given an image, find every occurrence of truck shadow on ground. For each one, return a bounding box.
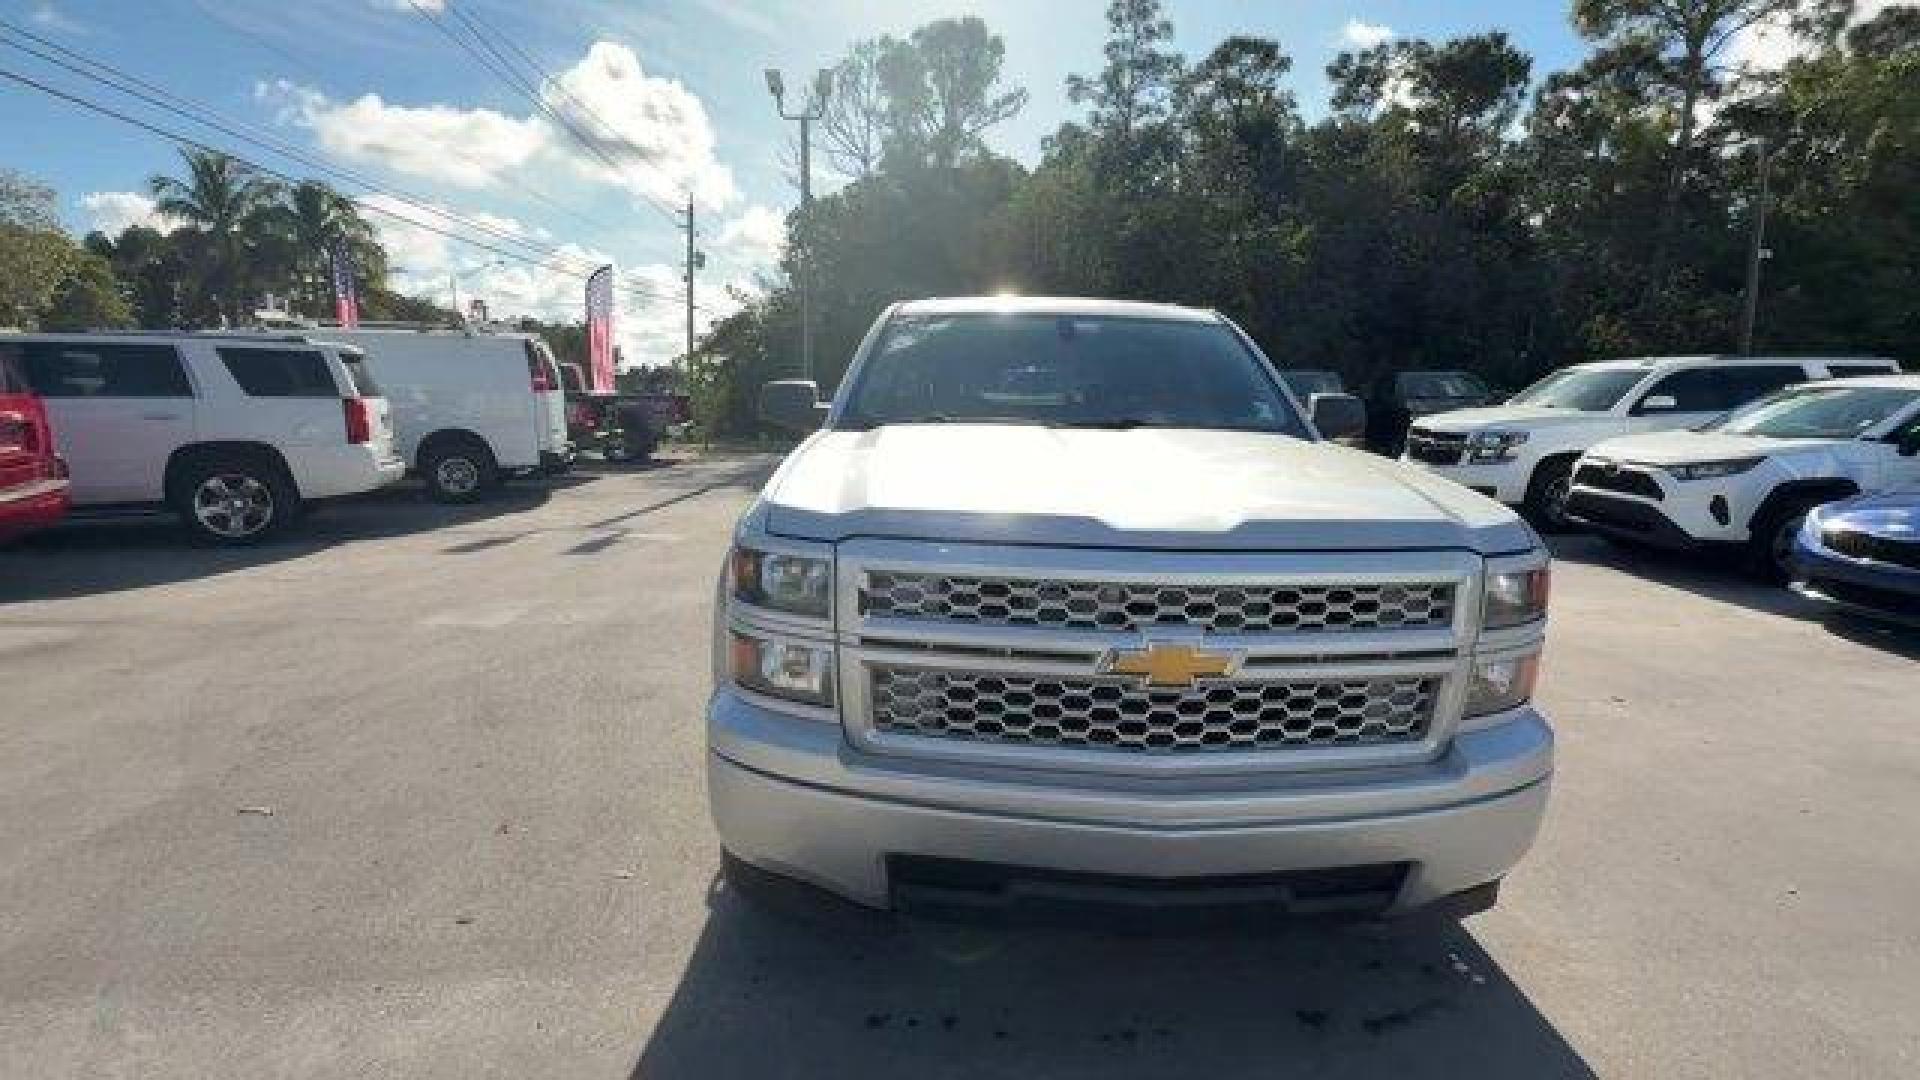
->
[633,878,1593,1080]
[1547,532,1920,658]
[0,478,577,604]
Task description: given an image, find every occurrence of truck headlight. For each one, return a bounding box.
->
[1464,652,1541,718]
[1663,457,1762,482]
[1482,564,1550,629]
[729,630,835,706]
[731,546,831,618]
[1467,430,1529,462]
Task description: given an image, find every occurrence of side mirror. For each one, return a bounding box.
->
[1897,429,1920,458]
[760,379,827,432]
[1638,394,1678,413]
[1309,392,1367,443]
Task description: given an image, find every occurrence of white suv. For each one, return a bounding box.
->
[1568,375,1920,579]
[1,333,405,543]
[1400,355,1899,528]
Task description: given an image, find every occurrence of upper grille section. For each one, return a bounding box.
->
[1405,428,1466,466]
[861,573,1455,635]
[1825,528,1920,571]
[870,667,1438,753]
[1574,461,1665,501]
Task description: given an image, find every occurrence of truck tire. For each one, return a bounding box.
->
[1523,456,1578,533]
[422,438,498,504]
[171,453,297,546]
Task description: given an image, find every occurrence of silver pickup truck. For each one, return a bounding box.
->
[709,297,1552,921]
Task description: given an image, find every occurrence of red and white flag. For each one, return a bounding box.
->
[585,264,616,394]
[329,241,359,329]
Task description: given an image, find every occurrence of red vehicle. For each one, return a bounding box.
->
[0,349,69,541]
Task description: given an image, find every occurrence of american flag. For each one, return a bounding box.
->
[585,264,616,394]
[328,241,359,329]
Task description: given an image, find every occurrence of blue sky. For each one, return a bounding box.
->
[2,1,1606,363]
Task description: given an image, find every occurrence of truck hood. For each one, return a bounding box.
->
[761,425,1536,552]
[1588,429,1828,465]
[1413,404,1613,433]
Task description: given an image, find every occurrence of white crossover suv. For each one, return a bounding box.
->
[1567,375,1920,579]
[0,332,405,543]
[711,297,1553,923]
[1400,355,1899,529]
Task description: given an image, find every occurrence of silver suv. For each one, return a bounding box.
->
[710,297,1552,921]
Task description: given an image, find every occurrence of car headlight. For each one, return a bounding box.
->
[729,630,835,706]
[1663,457,1763,482]
[1467,430,1529,462]
[1464,652,1541,718]
[730,545,832,618]
[1482,563,1550,629]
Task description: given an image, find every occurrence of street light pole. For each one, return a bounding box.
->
[1738,137,1772,356]
[765,67,833,382]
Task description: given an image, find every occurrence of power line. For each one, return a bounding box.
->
[447,1,688,229]
[186,3,628,238]
[0,64,686,309]
[0,23,684,308]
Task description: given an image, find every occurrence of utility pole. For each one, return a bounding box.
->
[765,67,833,382]
[684,194,695,370]
[1738,137,1772,356]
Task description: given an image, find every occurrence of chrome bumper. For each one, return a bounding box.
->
[708,687,1553,915]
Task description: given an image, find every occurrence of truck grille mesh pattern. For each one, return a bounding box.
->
[861,574,1454,634]
[869,668,1437,752]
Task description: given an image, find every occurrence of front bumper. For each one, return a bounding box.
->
[1792,541,1920,627]
[708,688,1553,916]
[1399,455,1529,504]
[541,447,576,474]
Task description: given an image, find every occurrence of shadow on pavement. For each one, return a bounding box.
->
[0,478,573,604]
[1548,532,1920,656]
[634,878,1592,1080]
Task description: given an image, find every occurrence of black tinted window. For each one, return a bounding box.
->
[1634,368,1734,413]
[1720,365,1806,403]
[11,341,191,398]
[218,347,340,398]
[338,351,378,396]
[842,313,1309,436]
[1396,371,1489,399]
[1826,364,1895,380]
[0,354,25,394]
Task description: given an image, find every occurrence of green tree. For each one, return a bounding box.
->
[259,181,384,319]
[0,169,75,329]
[148,149,279,326]
[41,251,134,331]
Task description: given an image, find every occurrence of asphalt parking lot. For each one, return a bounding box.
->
[2,454,1917,1079]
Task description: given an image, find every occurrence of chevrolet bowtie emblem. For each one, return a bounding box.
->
[1101,644,1240,688]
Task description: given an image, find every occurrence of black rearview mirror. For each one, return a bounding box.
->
[1309,392,1367,443]
[760,379,827,432]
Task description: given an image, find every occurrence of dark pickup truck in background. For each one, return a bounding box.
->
[559,362,689,463]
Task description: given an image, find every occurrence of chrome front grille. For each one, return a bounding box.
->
[870,667,1439,753]
[861,573,1454,634]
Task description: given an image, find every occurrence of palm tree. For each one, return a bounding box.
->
[148,149,279,326]
[267,181,385,319]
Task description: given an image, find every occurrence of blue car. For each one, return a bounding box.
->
[1791,491,1920,627]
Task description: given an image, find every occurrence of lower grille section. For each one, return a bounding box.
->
[869,667,1438,753]
[1404,428,1466,465]
[1825,529,1920,571]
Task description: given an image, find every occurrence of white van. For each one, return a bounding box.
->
[2,332,404,543]
[327,328,572,502]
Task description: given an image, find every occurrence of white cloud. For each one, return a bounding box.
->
[1341,19,1393,49]
[356,194,729,369]
[1727,0,1899,73]
[370,0,441,10]
[30,2,88,34]
[78,190,177,236]
[261,81,544,190]
[261,40,736,213]
[715,204,786,269]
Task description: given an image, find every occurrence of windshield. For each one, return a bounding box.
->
[1281,370,1344,397]
[1398,371,1489,399]
[1509,367,1645,411]
[841,312,1311,436]
[1710,384,1919,439]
